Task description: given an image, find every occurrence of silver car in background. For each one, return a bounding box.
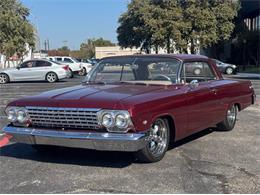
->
[214,59,238,75]
[0,59,70,84]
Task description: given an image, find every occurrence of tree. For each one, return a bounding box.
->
[0,0,35,60]
[80,38,115,58]
[117,0,240,54]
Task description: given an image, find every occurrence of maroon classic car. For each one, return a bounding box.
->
[3,54,255,162]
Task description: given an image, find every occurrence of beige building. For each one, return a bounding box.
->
[95,46,141,59]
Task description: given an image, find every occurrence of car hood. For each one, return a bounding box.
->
[9,84,166,109]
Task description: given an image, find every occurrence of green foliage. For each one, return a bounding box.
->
[117,0,240,54]
[0,0,35,58]
[79,38,115,58]
[48,38,115,59]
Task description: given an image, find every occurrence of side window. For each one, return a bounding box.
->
[95,64,135,82]
[35,60,51,67]
[20,61,34,68]
[56,58,62,61]
[181,61,216,83]
[64,58,73,63]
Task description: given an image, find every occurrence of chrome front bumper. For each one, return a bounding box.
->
[3,126,148,152]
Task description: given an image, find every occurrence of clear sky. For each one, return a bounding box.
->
[21,0,129,50]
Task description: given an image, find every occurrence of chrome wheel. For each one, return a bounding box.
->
[46,73,57,83]
[226,67,233,75]
[227,105,236,127]
[0,74,9,84]
[148,118,168,157]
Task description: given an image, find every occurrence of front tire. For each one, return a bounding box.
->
[135,118,170,163]
[217,104,238,131]
[78,67,86,76]
[46,72,58,83]
[0,73,10,84]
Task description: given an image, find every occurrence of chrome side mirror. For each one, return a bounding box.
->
[189,80,199,89]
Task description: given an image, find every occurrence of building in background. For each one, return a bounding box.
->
[95,46,140,59]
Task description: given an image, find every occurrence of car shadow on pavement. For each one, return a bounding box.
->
[7,80,69,84]
[0,128,217,167]
[0,143,134,168]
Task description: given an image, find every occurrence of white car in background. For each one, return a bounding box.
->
[45,56,92,76]
[0,59,70,84]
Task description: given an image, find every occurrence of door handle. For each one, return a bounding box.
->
[210,89,217,94]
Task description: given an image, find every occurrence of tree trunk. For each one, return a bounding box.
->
[155,45,159,54]
[190,39,195,54]
[166,37,171,54]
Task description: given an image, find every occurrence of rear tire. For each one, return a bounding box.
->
[0,73,10,84]
[69,69,74,78]
[135,118,170,163]
[225,67,234,75]
[46,72,58,83]
[217,104,238,131]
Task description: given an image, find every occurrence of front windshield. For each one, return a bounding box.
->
[85,57,181,85]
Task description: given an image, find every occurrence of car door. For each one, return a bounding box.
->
[32,60,53,80]
[11,61,36,81]
[181,61,217,134]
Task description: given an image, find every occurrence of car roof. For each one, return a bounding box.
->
[101,54,209,61]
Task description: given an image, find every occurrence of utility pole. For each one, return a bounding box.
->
[44,40,47,51]
[47,39,50,51]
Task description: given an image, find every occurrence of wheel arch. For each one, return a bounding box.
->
[45,71,58,80]
[151,113,176,143]
[225,66,234,74]
[0,72,10,82]
[234,102,241,111]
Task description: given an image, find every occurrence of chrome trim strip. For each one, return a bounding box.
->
[25,106,101,112]
[3,126,148,152]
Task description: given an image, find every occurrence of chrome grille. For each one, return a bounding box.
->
[26,107,100,129]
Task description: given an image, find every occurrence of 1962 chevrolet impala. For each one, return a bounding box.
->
[3,54,255,162]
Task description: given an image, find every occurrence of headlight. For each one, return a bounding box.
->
[5,106,30,125]
[98,110,133,132]
[101,113,115,127]
[6,107,17,122]
[17,109,28,123]
[115,113,129,128]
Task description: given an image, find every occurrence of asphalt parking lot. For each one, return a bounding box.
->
[0,75,259,193]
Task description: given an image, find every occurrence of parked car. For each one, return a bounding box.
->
[213,59,238,75]
[2,54,255,162]
[45,56,92,77]
[0,59,70,84]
